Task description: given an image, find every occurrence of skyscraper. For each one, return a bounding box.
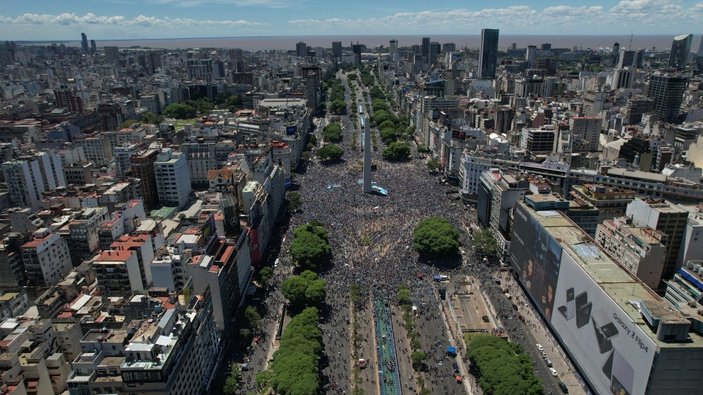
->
[646,73,688,123]
[331,41,342,58]
[421,37,430,60]
[80,32,89,53]
[698,34,703,56]
[90,39,96,53]
[668,34,692,69]
[389,39,398,58]
[295,41,308,57]
[478,28,499,79]
[526,45,537,68]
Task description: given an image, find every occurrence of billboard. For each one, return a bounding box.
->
[551,249,656,395]
[510,205,563,320]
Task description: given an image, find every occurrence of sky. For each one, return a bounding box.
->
[0,0,702,41]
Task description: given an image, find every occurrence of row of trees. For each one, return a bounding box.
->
[368,82,413,162]
[290,222,332,271]
[466,334,543,395]
[269,307,324,395]
[327,77,347,115]
[281,270,326,313]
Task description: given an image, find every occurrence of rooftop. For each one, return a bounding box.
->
[527,206,703,348]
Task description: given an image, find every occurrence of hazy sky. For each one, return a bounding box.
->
[1,0,702,40]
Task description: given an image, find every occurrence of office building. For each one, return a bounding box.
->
[618,49,635,68]
[154,148,192,209]
[130,149,159,210]
[526,45,537,68]
[478,28,499,79]
[595,217,667,289]
[20,229,72,286]
[520,127,556,156]
[569,184,635,224]
[699,34,703,56]
[104,46,119,63]
[668,34,693,70]
[478,169,528,257]
[2,151,66,210]
[569,117,601,152]
[296,41,308,57]
[54,86,84,113]
[665,260,703,306]
[332,41,342,58]
[646,74,688,123]
[421,37,430,60]
[182,141,218,187]
[80,33,89,53]
[64,208,109,268]
[389,40,398,59]
[625,96,654,124]
[510,201,703,395]
[626,198,689,284]
[677,205,703,265]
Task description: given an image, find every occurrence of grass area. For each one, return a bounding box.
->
[166,118,199,130]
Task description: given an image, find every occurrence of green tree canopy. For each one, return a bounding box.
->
[466,334,542,395]
[426,158,440,172]
[317,144,344,162]
[139,112,161,125]
[244,306,261,330]
[270,307,323,395]
[282,270,327,312]
[223,363,241,395]
[413,217,460,258]
[163,103,197,119]
[382,141,410,162]
[322,122,343,143]
[290,223,331,271]
[330,99,347,115]
[380,127,399,145]
[472,229,499,256]
[287,191,302,212]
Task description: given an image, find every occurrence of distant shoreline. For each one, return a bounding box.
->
[15,34,684,51]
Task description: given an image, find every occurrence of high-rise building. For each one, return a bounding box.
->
[509,200,703,395]
[612,42,620,64]
[421,37,430,60]
[2,151,66,209]
[520,127,555,156]
[625,96,654,124]
[626,198,689,285]
[568,117,601,152]
[595,217,667,289]
[296,41,308,57]
[20,229,72,286]
[154,148,192,209]
[332,41,342,58]
[442,42,456,53]
[618,49,635,68]
[668,34,693,69]
[478,28,499,79]
[389,39,398,58]
[54,86,84,113]
[526,45,537,68]
[429,41,441,63]
[698,34,703,56]
[80,33,89,53]
[104,46,119,63]
[130,149,159,210]
[646,73,688,123]
[90,39,96,53]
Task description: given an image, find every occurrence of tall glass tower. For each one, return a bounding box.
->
[478,28,499,79]
[668,34,692,70]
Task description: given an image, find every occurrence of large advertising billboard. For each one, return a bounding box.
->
[510,205,563,320]
[551,248,656,395]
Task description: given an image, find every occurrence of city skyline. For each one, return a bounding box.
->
[1,0,703,40]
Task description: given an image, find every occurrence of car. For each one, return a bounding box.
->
[536,343,544,352]
[558,381,569,393]
[452,362,459,372]
[546,359,553,367]
[549,367,558,377]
